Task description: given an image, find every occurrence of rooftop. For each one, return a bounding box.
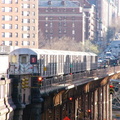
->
[39,0,80,7]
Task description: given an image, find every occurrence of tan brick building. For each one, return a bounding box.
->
[0,0,38,48]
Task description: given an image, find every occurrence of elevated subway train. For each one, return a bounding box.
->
[8,48,98,77]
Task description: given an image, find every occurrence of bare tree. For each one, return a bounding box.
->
[38,30,99,53]
[38,29,46,48]
[40,36,83,51]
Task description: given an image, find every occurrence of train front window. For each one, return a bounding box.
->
[11,55,17,63]
[19,55,27,64]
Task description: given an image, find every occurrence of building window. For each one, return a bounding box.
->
[1,41,5,45]
[22,33,30,38]
[22,26,30,31]
[64,30,66,33]
[32,19,35,23]
[2,32,12,37]
[50,36,53,39]
[32,4,35,8]
[2,0,5,4]
[9,7,12,12]
[63,22,66,27]
[22,41,24,45]
[27,41,30,45]
[22,4,30,8]
[50,23,53,27]
[72,30,75,34]
[2,16,5,20]
[72,23,75,27]
[15,7,18,12]
[32,41,35,45]
[22,19,30,23]
[15,24,18,29]
[45,23,48,27]
[59,17,62,20]
[2,33,5,37]
[2,0,12,4]
[9,16,12,20]
[15,0,18,4]
[2,24,5,29]
[15,16,18,21]
[45,29,48,33]
[32,12,35,16]
[2,24,12,29]
[32,26,35,30]
[27,26,30,30]
[27,34,30,38]
[59,30,62,34]
[45,17,48,20]
[9,33,12,37]
[1,7,5,12]
[9,41,12,45]
[32,34,35,38]
[3,15,12,21]
[15,41,18,45]
[15,33,18,37]
[22,11,30,16]
[9,24,12,29]
[50,29,53,34]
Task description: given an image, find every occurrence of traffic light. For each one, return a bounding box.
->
[21,78,29,89]
[109,84,114,94]
[31,76,43,88]
[69,97,73,101]
[37,76,43,86]
[87,109,91,113]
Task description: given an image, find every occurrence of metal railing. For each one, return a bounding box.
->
[39,65,120,94]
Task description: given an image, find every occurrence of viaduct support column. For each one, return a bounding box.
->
[109,91,112,120]
[11,76,25,120]
[98,87,102,120]
[93,89,98,120]
[29,103,42,120]
[106,83,110,120]
[102,85,107,120]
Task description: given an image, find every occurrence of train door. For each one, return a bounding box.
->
[19,54,29,74]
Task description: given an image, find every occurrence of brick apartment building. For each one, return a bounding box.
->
[39,0,85,44]
[38,0,97,48]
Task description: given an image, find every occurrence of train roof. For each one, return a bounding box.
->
[9,48,97,56]
[9,48,38,55]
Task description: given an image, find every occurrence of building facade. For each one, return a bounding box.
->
[38,0,97,48]
[88,0,119,50]
[38,0,85,47]
[83,0,97,41]
[0,0,38,48]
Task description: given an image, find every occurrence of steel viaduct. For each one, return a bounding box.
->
[0,66,120,120]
